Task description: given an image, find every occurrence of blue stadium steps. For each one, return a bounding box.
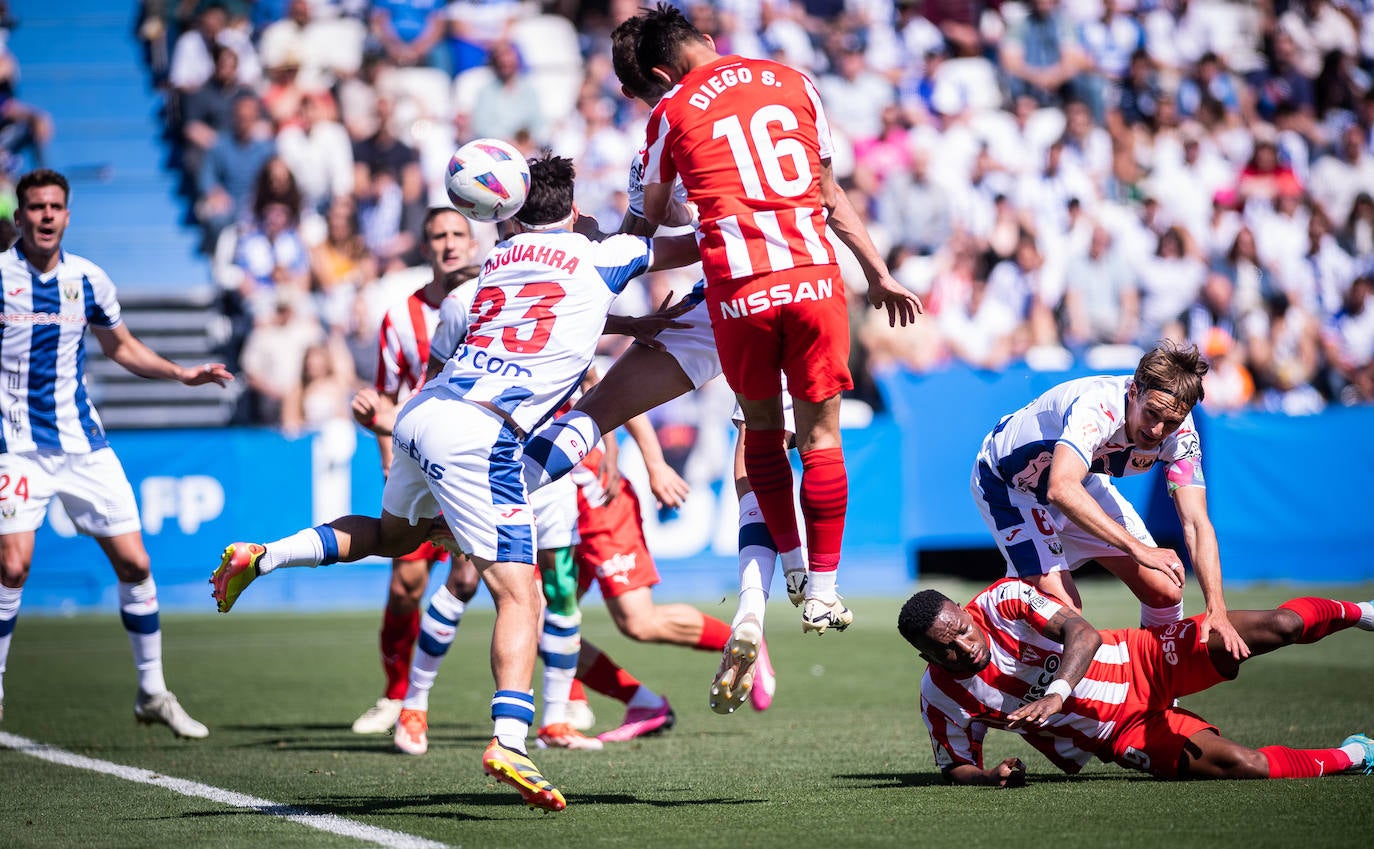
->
[7,2,209,293]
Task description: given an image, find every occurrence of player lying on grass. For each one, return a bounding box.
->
[898,580,1374,785]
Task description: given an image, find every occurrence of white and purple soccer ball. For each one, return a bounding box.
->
[444,138,530,223]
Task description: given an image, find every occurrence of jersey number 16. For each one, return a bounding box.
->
[712,105,812,200]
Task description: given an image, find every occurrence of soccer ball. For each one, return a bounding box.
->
[444,138,530,223]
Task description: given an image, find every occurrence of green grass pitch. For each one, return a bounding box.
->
[2,578,1372,849]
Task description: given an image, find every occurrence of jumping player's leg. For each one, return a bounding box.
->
[790,390,847,595]
[523,299,709,493]
[478,555,543,735]
[732,456,779,712]
[212,513,434,612]
[577,343,697,437]
[477,553,567,811]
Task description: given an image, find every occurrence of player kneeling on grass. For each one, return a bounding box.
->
[210,153,702,812]
[898,580,1374,785]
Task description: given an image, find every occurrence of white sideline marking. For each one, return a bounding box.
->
[0,732,450,849]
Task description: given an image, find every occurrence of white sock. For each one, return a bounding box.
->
[779,547,806,574]
[1356,601,1374,631]
[539,610,580,727]
[0,584,21,703]
[1140,601,1185,628]
[627,685,664,711]
[118,578,166,696]
[737,491,777,600]
[260,528,328,574]
[734,588,767,629]
[403,586,467,711]
[1341,741,1368,766]
[807,569,837,600]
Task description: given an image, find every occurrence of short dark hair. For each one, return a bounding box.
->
[514,153,575,227]
[423,206,471,238]
[16,169,69,206]
[635,3,707,85]
[897,590,953,650]
[612,16,667,102]
[1134,340,1208,409]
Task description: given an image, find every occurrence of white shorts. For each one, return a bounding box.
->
[971,462,1154,578]
[383,397,536,564]
[657,289,721,390]
[530,473,577,550]
[0,448,142,537]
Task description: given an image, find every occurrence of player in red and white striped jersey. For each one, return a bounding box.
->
[899,579,1374,784]
[346,207,480,735]
[636,5,921,637]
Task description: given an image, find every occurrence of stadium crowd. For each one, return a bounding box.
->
[122,0,1374,427]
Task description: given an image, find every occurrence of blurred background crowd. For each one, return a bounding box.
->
[5,0,1374,431]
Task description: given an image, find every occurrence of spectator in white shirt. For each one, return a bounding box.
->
[277,92,355,215]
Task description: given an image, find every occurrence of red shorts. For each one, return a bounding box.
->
[575,478,660,599]
[395,541,450,564]
[1106,616,1230,778]
[705,265,852,402]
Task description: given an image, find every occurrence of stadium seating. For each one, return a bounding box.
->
[8,0,209,293]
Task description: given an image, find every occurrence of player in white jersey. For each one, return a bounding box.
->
[0,169,233,736]
[345,207,483,737]
[973,341,1247,658]
[211,154,701,811]
[383,266,595,755]
[898,582,1374,784]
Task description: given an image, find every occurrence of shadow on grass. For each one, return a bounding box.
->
[219,722,491,751]
[834,771,1155,788]
[161,790,763,823]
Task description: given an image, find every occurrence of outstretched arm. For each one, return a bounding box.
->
[1174,485,1249,659]
[94,324,233,386]
[819,159,922,327]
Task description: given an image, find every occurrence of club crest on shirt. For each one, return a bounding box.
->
[62,284,80,302]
